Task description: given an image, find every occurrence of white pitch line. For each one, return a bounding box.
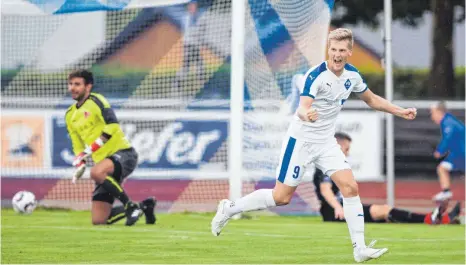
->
[2,225,463,242]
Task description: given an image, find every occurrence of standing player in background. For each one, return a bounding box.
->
[66,69,156,226]
[430,101,465,201]
[211,28,418,263]
[315,132,462,225]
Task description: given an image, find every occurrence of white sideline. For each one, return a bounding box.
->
[2,224,463,242]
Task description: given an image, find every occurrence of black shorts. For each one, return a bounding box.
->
[92,147,138,204]
[320,203,385,223]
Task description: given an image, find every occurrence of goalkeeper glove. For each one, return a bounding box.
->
[72,161,86,184]
[71,138,104,183]
[72,138,104,166]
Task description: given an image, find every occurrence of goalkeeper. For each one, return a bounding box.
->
[65,69,156,226]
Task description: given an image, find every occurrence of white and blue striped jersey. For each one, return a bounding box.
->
[290,61,368,143]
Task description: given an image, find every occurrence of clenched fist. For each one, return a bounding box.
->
[307,108,318,122]
[399,107,417,120]
[297,106,318,122]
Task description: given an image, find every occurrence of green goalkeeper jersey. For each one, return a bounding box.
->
[65,92,131,163]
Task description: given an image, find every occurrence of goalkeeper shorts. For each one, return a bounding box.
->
[92,147,139,203]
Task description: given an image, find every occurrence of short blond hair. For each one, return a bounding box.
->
[328,28,353,49]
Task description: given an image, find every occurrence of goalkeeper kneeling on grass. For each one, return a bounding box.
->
[65,69,156,226]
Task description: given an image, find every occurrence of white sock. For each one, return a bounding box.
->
[343,196,366,249]
[225,189,276,216]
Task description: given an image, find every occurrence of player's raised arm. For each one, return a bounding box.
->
[358,89,417,120]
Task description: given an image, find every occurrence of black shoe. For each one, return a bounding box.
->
[139,197,157,225]
[448,201,462,224]
[125,201,143,226]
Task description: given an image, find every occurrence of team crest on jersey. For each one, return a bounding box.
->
[344,79,351,89]
[84,111,90,119]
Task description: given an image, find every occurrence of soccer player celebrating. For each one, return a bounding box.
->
[315,133,462,225]
[430,101,465,201]
[66,69,156,226]
[211,28,417,262]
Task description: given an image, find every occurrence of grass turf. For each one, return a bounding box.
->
[1,209,464,264]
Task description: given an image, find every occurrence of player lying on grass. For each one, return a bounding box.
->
[429,101,465,202]
[315,132,462,225]
[211,28,418,263]
[66,69,156,226]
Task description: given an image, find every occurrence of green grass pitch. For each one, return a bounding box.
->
[1,209,464,264]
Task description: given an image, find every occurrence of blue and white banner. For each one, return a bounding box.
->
[52,110,228,170]
[1,107,382,181]
[1,0,190,15]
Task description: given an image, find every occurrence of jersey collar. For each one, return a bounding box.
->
[75,94,91,109]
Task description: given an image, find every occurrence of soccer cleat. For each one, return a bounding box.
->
[430,199,449,224]
[139,197,157,225]
[124,201,143,226]
[430,207,441,224]
[448,201,462,224]
[211,199,232,236]
[353,240,388,263]
[432,190,453,202]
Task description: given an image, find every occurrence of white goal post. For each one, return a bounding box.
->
[229,0,245,205]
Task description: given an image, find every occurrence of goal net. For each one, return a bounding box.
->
[1,0,334,214]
